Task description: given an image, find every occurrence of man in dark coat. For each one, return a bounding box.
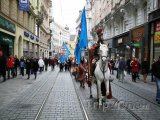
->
[0,50,6,82]
[44,57,49,71]
[14,55,19,77]
[152,56,160,104]
[32,58,39,79]
[25,57,31,79]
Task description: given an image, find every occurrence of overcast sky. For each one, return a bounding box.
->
[52,0,86,34]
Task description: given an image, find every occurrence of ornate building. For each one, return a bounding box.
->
[0,0,52,58]
[90,0,160,65]
[50,21,70,57]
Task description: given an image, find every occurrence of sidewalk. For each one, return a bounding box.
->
[111,72,158,105]
[0,67,55,109]
[71,71,160,120]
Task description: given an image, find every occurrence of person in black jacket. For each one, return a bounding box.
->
[25,57,31,79]
[14,55,19,77]
[152,56,160,104]
[141,58,149,83]
[0,50,6,82]
[32,58,39,79]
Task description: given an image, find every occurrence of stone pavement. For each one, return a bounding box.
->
[39,71,84,120]
[0,67,84,120]
[0,71,47,110]
[0,67,59,120]
[72,71,160,120]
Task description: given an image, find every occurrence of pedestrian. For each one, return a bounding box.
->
[151,59,156,82]
[0,50,6,82]
[110,59,115,74]
[141,58,149,83]
[25,57,31,79]
[44,57,49,71]
[126,58,131,75]
[77,59,86,88]
[152,56,160,104]
[6,55,15,79]
[32,58,39,79]
[14,55,20,77]
[30,57,34,74]
[38,57,44,73]
[19,57,25,76]
[59,62,64,72]
[115,58,119,79]
[118,57,126,82]
[65,62,68,71]
[50,58,55,71]
[130,57,139,82]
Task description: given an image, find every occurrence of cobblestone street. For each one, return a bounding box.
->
[0,67,160,120]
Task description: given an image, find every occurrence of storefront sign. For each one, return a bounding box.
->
[24,31,29,37]
[132,27,144,42]
[0,16,16,33]
[154,32,160,44]
[18,0,30,11]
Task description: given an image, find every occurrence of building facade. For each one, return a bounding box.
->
[50,21,70,57]
[38,0,52,58]
[0,0,52,58]
[90,0,159,65]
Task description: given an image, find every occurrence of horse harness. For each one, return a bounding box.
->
[99,61,108,81]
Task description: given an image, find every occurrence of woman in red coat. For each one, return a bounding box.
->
[6,55,15,79]
[130,57,139,82]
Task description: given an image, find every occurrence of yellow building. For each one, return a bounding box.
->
[69,35,77,57]
[0,0,52,58]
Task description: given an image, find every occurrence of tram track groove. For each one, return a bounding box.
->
[90,83,142,120]
[34,72,59,120]
[112,81,160,108]
[70,73,89,120]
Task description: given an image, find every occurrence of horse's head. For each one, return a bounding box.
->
[99,43,109,62]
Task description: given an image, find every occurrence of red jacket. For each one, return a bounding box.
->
[6,57,15,68]
[130,60,139,72]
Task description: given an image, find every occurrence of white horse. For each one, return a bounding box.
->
[93,43,110,106]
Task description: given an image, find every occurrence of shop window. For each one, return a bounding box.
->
[158,0,160,8]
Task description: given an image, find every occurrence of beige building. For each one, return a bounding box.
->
[0,0,52,58]
[38,0,52,58]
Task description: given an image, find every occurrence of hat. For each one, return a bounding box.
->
[96,28,103,36]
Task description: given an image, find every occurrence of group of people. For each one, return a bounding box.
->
[0,51,57,82]
[59,59,72,72]
[108,57,154,83]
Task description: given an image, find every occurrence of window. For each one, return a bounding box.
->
[158,0,160,8]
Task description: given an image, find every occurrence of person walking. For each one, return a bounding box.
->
[118,57,126,83]
[0,50,6,82]
[38,57,44,73]
[44,58,49,71]
[152,56,160,104]
[126,58,131,75]
[151,59,156,82]
[130,57,139,82]
[14,55,19,77]
[19,57,25,76]
[25,57,31,79]
[141,58,149,83]
[77,59,86,88]
[32,58,39,79]
[6,55,15,79]
[115,58,119,79]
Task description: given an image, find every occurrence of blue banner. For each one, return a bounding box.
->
[79,7,88,49]
[19,0,30,11]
